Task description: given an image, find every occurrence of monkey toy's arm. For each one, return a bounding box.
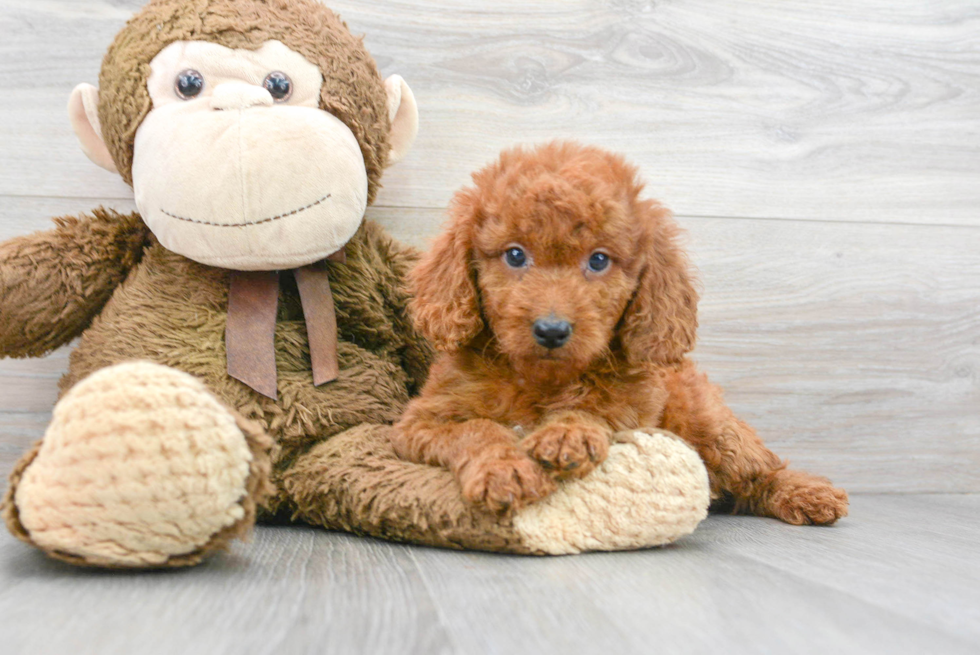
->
[0,208,148,358]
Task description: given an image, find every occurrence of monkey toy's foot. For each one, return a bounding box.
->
[2,362,273,568]
[285,426,710,554]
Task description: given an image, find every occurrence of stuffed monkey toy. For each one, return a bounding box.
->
[0,0,710,568]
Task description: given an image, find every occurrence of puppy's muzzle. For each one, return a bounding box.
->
[533,317,573,350]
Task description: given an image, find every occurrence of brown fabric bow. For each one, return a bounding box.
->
[226,250,346,400]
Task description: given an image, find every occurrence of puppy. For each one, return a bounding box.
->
[391,141,848,524]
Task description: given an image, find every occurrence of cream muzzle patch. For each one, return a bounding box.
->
[160,192,333,228]
[134,41,368,271]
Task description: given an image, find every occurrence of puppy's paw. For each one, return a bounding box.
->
[767,470,849,525]
[458,453,555,514]
[522,420,611,480]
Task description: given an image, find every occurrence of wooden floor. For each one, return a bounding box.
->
[1,1,978,653]
[0,494,976,655]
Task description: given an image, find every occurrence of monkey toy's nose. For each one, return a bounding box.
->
[533,317,573,350]
[211,82,275,111]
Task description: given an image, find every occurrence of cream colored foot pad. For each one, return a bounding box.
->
[513,430,710,554]
[15,362,253,566]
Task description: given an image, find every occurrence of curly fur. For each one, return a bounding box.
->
[392,142,849,525]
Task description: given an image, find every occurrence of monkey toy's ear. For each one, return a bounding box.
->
[68,83,118,174]
[384,75,419,166]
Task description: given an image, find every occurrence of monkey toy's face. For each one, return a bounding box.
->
[70,33,417,271]
[133,40,367,270]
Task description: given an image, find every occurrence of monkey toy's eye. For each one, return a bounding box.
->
[503,246,528,269]
[587,251,611,273]
[175,70,205,100]
[263,72,293,102]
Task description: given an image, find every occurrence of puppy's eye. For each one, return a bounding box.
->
[175,70,205,100]
[587,252,611,273]
[263,72,293,102]
[503,247,528,268]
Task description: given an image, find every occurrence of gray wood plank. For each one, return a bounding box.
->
[344,209,980,495]
[2,494,978,655]
[372,209,980,494]
[1,0,978,225]
[0,526,455,655]
[691,494,980,644]
[0,348,68,485]
[409,527,977,655]
[685,217,980,494]
[2,1,978,651]
[2,200,978,493]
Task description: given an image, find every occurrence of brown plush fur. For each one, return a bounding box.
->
[0,209,149,357]
[100,0,392,202]
[392,142,849,524]
[1,440,41,548]
[0,208,433,522]
[282,424,534,553]
[0,0,465,566]
[59,216,431,510]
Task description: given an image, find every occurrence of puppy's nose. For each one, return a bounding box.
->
[533,318,573,349]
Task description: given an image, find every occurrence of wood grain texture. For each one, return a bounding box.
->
[0,526,455,655]
[2,3,978,652]
[0,0,978,224]
[361,208,980,494]
[409,496,980,655]
[1,494,978,655]
[693,493,980,643]
[2,199,978,493]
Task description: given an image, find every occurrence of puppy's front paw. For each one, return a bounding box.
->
[767,470,849,525]
[458,454,555,514]
[522,421,610,480]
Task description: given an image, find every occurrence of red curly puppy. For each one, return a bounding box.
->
[391,141,848,525]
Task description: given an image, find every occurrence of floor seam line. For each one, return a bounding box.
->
[406,549,464,655]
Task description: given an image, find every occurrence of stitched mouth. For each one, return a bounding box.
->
[159,193,332,228]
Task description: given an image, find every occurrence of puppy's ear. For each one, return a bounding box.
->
[618,201,699,366]
[410,190,484,352]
